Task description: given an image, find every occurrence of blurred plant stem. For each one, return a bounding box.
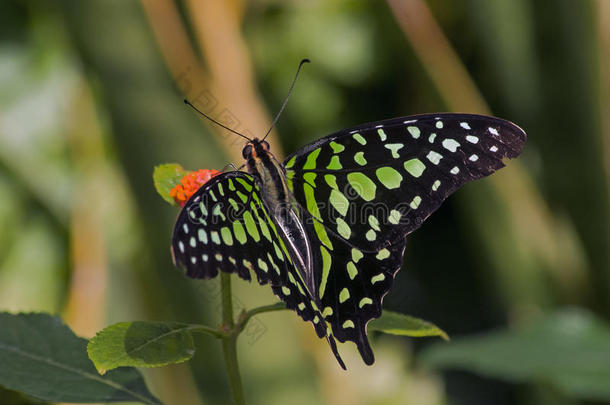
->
[141,0,283,163]
[600,0,610,193]
[220,272,245,405]
[63,81,108,337]
[218,273,288,405]
[184,0,283,160]
[387,0,589,310]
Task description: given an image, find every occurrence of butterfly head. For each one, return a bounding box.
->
[242,138,270,160]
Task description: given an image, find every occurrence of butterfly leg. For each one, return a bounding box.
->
[220,163,239,173]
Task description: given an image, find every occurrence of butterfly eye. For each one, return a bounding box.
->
[261,141,270,151]
[242,145,253,159]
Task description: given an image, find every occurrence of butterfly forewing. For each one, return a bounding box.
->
[171,171,346,365]
[284,113,526,363]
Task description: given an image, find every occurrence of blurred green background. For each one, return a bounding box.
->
[1,0,609,404]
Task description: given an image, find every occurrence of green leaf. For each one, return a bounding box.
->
[88,321,197,374]
[420,308,610,401]
[369,310,449,340]
[0,312,161,404]
[153,164,188,205]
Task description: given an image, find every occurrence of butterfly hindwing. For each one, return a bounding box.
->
[284,113,526,363]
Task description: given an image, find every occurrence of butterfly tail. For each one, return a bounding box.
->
[356,334,375,365]
[326,335,347,370]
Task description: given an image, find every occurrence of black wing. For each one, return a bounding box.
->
[284,113,526,364]
[171,171,346,368]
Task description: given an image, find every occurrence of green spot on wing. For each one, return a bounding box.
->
[303,172,317,187]
[384,143,404,158]
[236,190,248,203]
[336,217,351,239]
[359,297,373,308]
[210,231,220,245]
[257,258,268,272]
[376,248,390,260]
[228,198,239,211]
[404,158,426,178]
[377,128,387,141]
[220,227,233,246]
[347,172,377,201]
[319,246,331,299]
[329,189,349,216]
[339,288,350,303]
[410,196,422,209]
[354,151,367,166]
[366,229,376,241]
[407,126,421,138]
[236,178,253,192]
[285,156,296,169]
[273,242,284,261]
[389,209,401,224]
[242,211,260,242]
[342,320,355,328]
[347,262,358,280]
[327,155,342,170]
[325,174,338,189]
[303,148,321,170]
[351,248,364,263]
[330,141,345,153]
[254,209,272,241]
[376,167,403,189]
[352,133,366,145]
[232,221,247,244]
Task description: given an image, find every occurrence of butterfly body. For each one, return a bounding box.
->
[244,138,316,297]
[171,113,526,368]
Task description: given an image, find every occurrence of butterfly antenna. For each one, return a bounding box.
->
[262,58,310,141]
[184,99,252,142]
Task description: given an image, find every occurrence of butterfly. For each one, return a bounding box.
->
[170,112,525,369]
[170,61,526,369]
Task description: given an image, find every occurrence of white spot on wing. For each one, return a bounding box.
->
[460,122,471,130]
[442,138,460,152]
[490,145,499,152]
[489,127,499,136]
[407,126,420,139]
[426,151,443,165]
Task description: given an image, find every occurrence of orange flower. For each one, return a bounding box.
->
[169,169,221,207]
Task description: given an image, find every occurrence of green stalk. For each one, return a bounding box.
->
[220,272,246,405]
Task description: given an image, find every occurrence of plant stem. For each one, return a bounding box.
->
[220,272,246,405]
[238,302,287,331]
